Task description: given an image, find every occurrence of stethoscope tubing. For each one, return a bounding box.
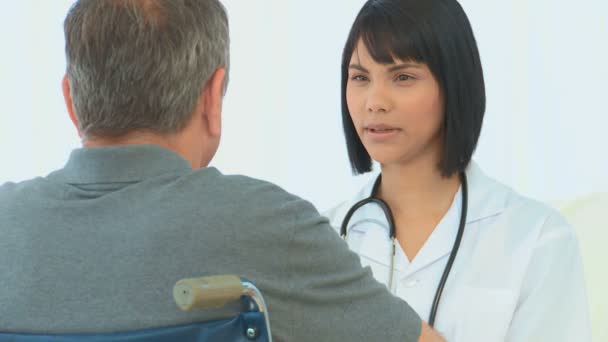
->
[340,172,468,327]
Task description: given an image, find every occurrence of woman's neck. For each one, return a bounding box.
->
[376,158,461,260]
[376,159,461,222]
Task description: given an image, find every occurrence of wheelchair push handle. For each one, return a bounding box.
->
[173,275,244,311]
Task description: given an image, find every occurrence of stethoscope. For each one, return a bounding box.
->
[340,172,468,327]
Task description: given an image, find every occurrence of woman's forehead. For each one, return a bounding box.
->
[350,39,421,68]
[350,33,424,67]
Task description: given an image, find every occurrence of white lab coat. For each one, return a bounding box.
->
[325,162,591,341]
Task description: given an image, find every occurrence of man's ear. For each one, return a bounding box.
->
[201,67,226,138]
[62,75,82,138]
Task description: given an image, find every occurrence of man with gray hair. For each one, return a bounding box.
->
[0,1,443,341]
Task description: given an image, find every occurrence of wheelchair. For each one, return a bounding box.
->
[0,275,272,342]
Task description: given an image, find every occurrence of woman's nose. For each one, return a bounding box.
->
[366,83,391,113]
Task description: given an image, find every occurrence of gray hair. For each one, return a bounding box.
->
[64,0,230,138]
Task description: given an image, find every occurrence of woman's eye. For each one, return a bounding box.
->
[396,74,413,81]
[351,75,368,82]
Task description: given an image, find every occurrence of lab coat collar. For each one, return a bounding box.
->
[355,161,510,225]
[350,161,512,277]
[351,184,463,277]
[463,161,511,223]
[401,185,462,276]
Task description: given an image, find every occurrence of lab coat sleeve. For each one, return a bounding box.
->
[505,212,592,341]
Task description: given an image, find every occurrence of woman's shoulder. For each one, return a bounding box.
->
[322,202,348,233]
[469,162,574,241]
[322,174,379,231]
[323,194,366,233]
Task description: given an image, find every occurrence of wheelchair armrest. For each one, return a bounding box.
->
[174,275,243,311]
[174,274,272,342]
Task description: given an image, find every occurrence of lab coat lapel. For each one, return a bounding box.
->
[337,162,511,278]
[353,179,395,267]
[401,186,462,277]
[401,162,510,277]
[465,162,509,224]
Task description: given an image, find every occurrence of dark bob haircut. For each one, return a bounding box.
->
[341,0,486,177]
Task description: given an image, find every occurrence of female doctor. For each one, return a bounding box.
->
[325,0,591,340]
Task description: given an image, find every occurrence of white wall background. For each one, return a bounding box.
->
[1,0,606,213]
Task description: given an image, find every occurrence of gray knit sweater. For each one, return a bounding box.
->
[0,144,420,341]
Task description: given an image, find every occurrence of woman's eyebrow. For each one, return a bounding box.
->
[349,63,422,73]
[387,63,422,72]
[349,64,369,73]
[348,63,422,73]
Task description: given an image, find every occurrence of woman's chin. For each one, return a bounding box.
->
[368,154,405,168]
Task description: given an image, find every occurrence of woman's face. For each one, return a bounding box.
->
[346,39,445,168]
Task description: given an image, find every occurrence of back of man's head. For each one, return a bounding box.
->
[64,0,230,139]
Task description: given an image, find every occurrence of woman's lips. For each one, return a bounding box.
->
[364,125,402,141]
